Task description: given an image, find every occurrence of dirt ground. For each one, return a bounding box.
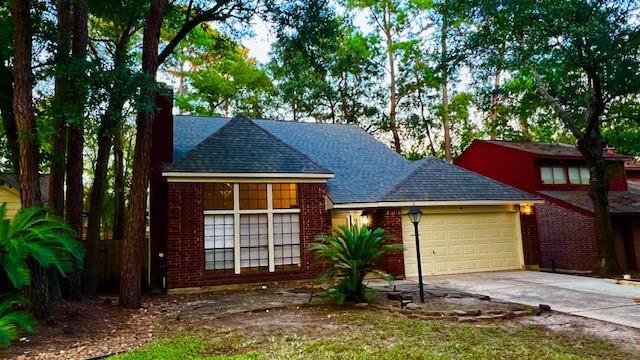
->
[3,281,640,360]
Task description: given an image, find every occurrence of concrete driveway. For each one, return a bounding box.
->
[421,271,640,328]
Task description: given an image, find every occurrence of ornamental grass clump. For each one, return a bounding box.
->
[0,205,84,347]
[310,225,401,304]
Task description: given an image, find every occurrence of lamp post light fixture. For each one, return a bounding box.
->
[407,206,425,303]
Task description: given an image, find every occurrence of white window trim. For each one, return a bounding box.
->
[204,183,301,274]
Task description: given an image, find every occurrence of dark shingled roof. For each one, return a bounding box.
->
[382,157,539,202]
[539,190,640,214]
[172,116,538,204]
[168,117,331,174]
[253,119,416,204]
[484,140,631,160]
[173,115,230,161]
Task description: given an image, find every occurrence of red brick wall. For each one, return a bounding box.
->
[520,211,540,267]
[536,201,598,271]
[166,182,330,289]
[166,182,204,289]
[371,208,405,277]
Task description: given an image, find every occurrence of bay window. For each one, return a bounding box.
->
[203,183,301,274]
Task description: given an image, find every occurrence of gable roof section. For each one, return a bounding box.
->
[482,140,630,160]
[382,157,539,202]
[168,117,331,175]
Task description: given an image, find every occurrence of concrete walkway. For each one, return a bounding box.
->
[417,271,640,328]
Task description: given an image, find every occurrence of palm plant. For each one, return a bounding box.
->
[0,204,84,347]
[310,225,402,304]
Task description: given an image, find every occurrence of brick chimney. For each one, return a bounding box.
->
[149,87,173,293]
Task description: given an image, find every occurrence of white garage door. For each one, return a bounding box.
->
[402,209,522,277]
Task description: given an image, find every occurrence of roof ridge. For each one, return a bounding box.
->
[175,113,364,129]
[238,117,333,174]
[169,117,333,174]
[379,158,431,201]
[487,139,576,147]
[169,116,241,170]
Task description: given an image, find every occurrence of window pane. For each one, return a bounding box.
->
[540,167,553,184]
[568,167,581,184]
[239,183,267,209]
[273,183,298,209]
[203,183,233,210]
[273,213,301,268]
[204,215,234,270]
[240,214,269,269]
[552,167,567,184]
[580,167,590,184]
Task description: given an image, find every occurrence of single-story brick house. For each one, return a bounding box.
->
[456,140,640,273]
[148,98,540,292]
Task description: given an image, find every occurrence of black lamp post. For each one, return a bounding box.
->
[407,206,425,303]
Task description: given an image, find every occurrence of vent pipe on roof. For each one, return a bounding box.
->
[604,145,616,155]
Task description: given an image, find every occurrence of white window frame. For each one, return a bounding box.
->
[540,166,568,184]
[203,183,301,274]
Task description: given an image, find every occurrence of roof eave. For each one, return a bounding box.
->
[330,199,544,209]
[163,171,335,180]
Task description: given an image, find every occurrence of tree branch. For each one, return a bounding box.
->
[528,64,582,138]
[157,0,255,66]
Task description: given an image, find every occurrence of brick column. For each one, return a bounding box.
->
[166,182,204,289]
[298,183,332,274]
[371,208,405,277]
[520,210,540,268]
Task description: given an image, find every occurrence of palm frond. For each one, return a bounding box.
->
[0,293,36,348]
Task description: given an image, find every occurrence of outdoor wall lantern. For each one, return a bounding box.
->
[360,211,370,227]
[519,204,533,216]
[407,206,425,303]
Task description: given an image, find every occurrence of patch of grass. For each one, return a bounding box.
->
[111,330,257,360]
[112,310,636,360]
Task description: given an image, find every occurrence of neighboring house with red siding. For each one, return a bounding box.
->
[626,160,640,182]
[147,97,539,293]
[456,140,640,273]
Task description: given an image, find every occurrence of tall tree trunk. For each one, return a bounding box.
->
[113,123,125,241]
[11,0,47,318]
[84,64,127,295]
[489,69,501,140]
[49,0,72,217]
[0,62,19,172]
[417,86,437,157]
[64,0,88,300]
[120,0,165,308]
[48,0,73,303]
[384,6,401,154]
[441,12,451,162]
[578,132,620,274]
[529,63,619,276]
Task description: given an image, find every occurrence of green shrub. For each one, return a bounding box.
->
[0,204,84,347]
[310,225,401,304]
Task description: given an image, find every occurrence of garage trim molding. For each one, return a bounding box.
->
[330,199,543,209]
